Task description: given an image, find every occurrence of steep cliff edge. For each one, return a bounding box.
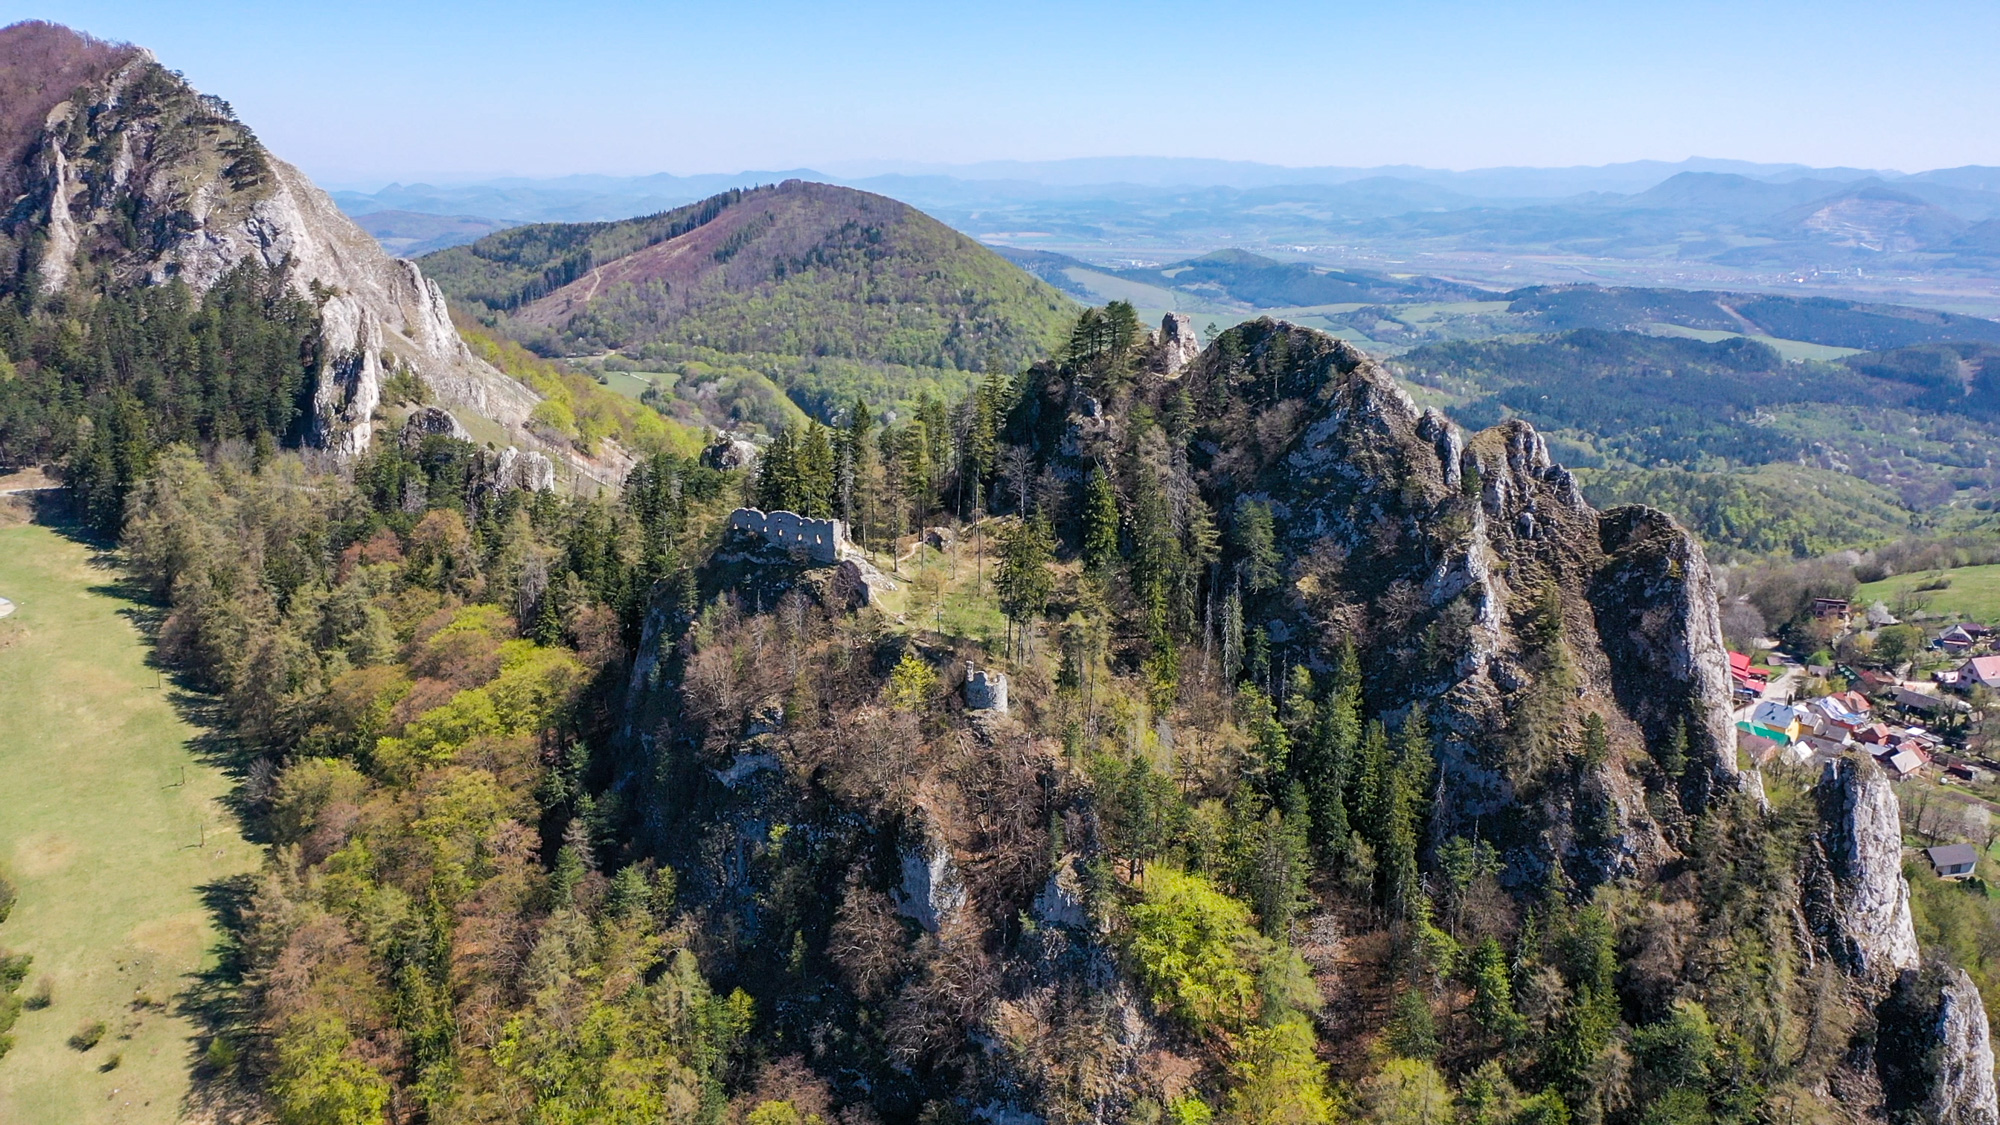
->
[1879,961,2000,1125]
[1169,319,1738,882]
[0,22,543,459]
[1808,756,1921,981]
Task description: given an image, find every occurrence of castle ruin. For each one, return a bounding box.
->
[965,662,1009,713]
[728,508,849,565]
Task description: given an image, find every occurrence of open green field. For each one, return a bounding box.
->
[1858,563,2000,625]
[597,369,669,401]
[0,513,258,1124]
[1640,321,1863,363]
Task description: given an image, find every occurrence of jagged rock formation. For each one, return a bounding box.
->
[488,446,556,493]
[1879,961,2000,1125]
[1928,967,2000,1125]
[1163,319,1738,882]
[399,405,472,448]
[0,22,544,459]
[893,809,967,933]
[1809,756,1921,980]
[1156,312,1202,376]
[701,430,761,471]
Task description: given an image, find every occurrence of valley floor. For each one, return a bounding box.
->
[0,505,257,1125]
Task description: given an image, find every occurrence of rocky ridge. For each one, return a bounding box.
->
[1166,319,1739,882]
[0,23,573,473]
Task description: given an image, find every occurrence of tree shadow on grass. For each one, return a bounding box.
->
[177,873,267,1124]
[31,494,275,1121]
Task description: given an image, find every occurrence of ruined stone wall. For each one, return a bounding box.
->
[965,662,1009,712]
[727,508,848,564]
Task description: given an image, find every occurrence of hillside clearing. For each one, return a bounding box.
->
[1858,563,2000,624]
[0,517,257,1125]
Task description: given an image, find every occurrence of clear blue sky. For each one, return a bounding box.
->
[9,0,1998,185]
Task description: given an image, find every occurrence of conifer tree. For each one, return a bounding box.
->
[997,514,1056,658]
[1082,467,1121,577]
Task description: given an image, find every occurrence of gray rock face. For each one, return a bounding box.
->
[701,431,761,471]
[1188,319,1734,881]
[893,812,966,933]
[1032,857,1088,928]
[489,447,556,493]
[1814,757,1920,979]
[1157,313,1202,376]
[5,48,539,457]
[1589,504,1741,806]
[1930,966,2000,1125]
[400,406,472,448]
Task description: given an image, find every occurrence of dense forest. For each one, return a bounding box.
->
[0,262,322,537]
[7,300,1983,1125]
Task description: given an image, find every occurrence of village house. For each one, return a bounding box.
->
[1737,730,1786,765]
[1742,700,1805,744]
[1890,684,1960,715]
[1727,651,1768,699]
[1853,722,1896,746]
[1882,747,1927,780]
[1925,843,1979,880]
[1938,624,1989,654]
[1958,655,2000,691]
[1812,597,1852,623]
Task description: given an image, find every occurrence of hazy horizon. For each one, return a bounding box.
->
[10,1,2000,185]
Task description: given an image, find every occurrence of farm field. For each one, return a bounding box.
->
[0,511,257,1125]
[1857,563,2000,625]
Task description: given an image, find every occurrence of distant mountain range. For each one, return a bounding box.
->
[333,159,2000,314]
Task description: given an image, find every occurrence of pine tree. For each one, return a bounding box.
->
[996,514,1056,658]
[1466,937,1526,1044]
[1082,467,1121,577]
[1298,643,1361,859]
[1658,716,1689,780]
[1233,500,1280,593]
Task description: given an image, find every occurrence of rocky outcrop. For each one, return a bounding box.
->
[1156,312,1202,376]
[489,447,557,493]
[1589,505,1740,806]
[399,406,472,448]
[893,811,966,933]
[1929,967,2000,1125]
[1811,756,1920,980]
[0,28,543,458]
[701,430,761,471]
[1172,319,1735,882]
[1880,961,2000,1125]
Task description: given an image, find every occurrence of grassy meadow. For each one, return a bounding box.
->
[1857,563,2000,625]
[0,505,257,1125]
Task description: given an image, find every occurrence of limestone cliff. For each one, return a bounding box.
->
[1808,756,1920,980]
[1879,960,2000,1125]
[1929,967,2000,1125]
[1165,318,1739,883]
[0,23,542,459]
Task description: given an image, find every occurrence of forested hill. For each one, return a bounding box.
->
[1390,329,2000,557]
[422,180,1076,385]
